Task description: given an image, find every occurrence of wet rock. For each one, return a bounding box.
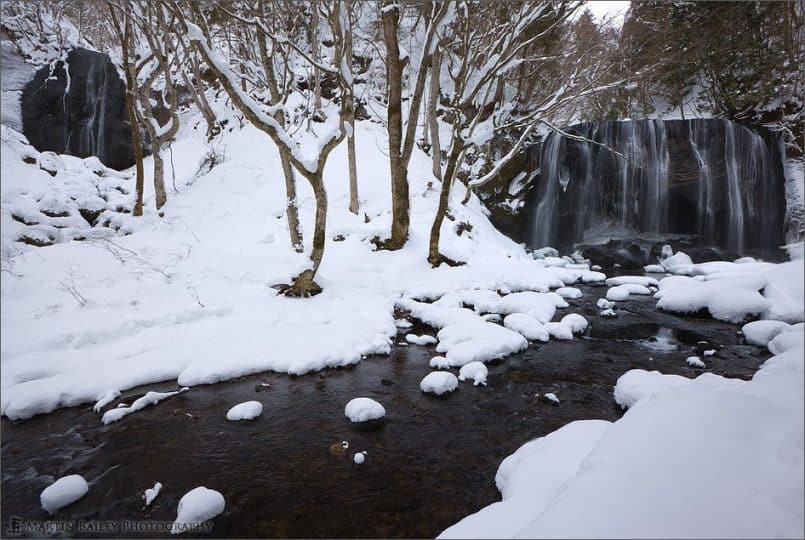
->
[22,48,136,170]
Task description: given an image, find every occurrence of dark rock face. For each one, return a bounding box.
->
[21,48,135,170]
[517,119,786,259]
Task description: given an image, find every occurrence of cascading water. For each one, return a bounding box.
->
[526,118,786,257]
[22,48,135,170]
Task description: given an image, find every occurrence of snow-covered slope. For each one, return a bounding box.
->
[1,104,603,419]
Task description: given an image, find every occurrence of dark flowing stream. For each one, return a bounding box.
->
[1,285,770,538]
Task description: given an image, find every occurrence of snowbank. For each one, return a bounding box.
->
[344,397,386,422]
[443,326,805,538]
[1,114,600,419]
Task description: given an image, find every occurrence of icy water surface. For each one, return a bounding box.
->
[1,285,769,537]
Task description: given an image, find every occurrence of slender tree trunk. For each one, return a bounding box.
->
[311,1,322,112]
[285,170,327,296]
[347,124,359,214]
[153,147,167,211]
[344,0,359,215]
[280,152,303,251]
[428,49,442,181]
[123,78,144,215]
[381,1,409,249]
[428,135,462,266]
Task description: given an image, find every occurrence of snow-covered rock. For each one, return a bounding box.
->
[93,389,121,412]
[543,392,560,404]
[686,356,705,368]
[144,482,163,506]
[353,451,367,465]
[503,313,548,342]
[344,397,386,422]
[605,276,659,288]
[546,322,573,340]
[226,400,263,421]
[742,320,791,347]
[458,362,488,386]
[41,474,89,514]
[613,369,689,409]
[605,285,631,301]
[171,487,225,535]
[560,313,588,334]
[101,388,189,425]
[555,287,582,299]
[420,372,459,395]
[405,334,438,346]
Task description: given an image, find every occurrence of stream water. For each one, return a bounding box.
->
[1,285,770,537]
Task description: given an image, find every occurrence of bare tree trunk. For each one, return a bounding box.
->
[127,90,145,216]
[347,125,359,214]
[284,167,327,297]
[381,1,409,249]
[344,0,359,215]
[428,49,442,180]
[153,148,167,210]
[311,0,322,112]
[428,135,462,266]
[280,152,303,251]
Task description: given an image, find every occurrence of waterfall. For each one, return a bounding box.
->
[22,47,135,170]
[526,119,786,257]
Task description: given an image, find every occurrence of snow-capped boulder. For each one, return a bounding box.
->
[420,372,459,395]
[171,487,225,535]
[344,397,386,423]
[458,362,488,386]
[226,401,263,421]
[41,474,89,514]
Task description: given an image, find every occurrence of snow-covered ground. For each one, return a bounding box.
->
[2,84,803,539]
[1,102,604,420]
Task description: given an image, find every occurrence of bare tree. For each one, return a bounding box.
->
[106,0,146,216]
[426,0,623,266]
[130,1,182,213]
[169,0,351,295]
[377,0,452,250]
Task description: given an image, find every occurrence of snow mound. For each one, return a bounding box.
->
[605,285,631,301]
[405,334,438,346]
[605,276,659,288]
[144,482,163,506]
[171,486,225,535]
[439,420,611,539]
[555,287,582,299]
[613,369,689,409]
[344,397,386,422]
[40,474,89,514]
[101,388,188,425]
[1,126,135,250]
[226,400,263,421]
[353,451,367,465]
[93,389,121,412]
[686,356,705,368]
[546,322,573,340]
[445,335,804,538]
[742,320,791,347]
[420,371,459,395]
[503,313,549,342]
[458,362,488,386]
[560,313,588,334]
